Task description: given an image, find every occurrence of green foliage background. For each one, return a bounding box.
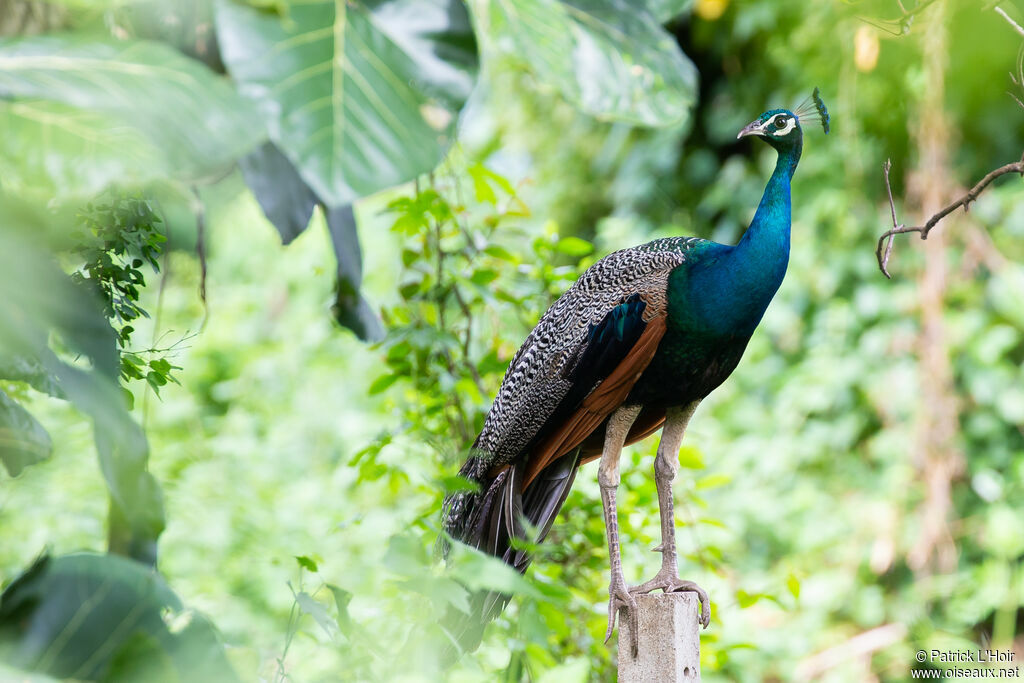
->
[2,0,1024,680]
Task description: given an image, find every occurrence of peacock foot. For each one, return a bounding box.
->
[629,569,711,629]
[604,573,640,656]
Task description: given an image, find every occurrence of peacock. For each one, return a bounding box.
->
[441,94,829,657]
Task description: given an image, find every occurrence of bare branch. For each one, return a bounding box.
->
[876,153,1024,277]
[859,0,940,36]
[995,6,1024,38]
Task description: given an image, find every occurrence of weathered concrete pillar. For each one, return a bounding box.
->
[618,593,701,682]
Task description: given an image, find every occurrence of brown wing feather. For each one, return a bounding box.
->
[521,315,667,489]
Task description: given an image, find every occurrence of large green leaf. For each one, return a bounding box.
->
[216,0,476,207]
[0,390,52,477]
[0,553,238,682]
[0,221,164,561]
[469,0,698,127]
[0,100,165,200]
[0,35,264,197]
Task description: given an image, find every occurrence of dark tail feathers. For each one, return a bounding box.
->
[439,449,581,659]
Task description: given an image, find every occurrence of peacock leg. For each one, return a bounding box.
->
[629,401,711,628]
[598,403,643,655]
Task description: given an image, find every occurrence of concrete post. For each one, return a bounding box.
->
[618,593,701,682]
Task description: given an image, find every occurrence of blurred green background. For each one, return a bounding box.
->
[2,0,1024,680]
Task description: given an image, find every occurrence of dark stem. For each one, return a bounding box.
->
[876,153,1024,278]
[192,186,209,327]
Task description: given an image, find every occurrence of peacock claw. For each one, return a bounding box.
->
[604,575,639,657]
[629,571,711,629]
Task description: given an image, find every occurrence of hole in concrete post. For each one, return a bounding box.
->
[683,666,692,677]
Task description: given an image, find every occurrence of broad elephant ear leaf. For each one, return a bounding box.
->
[0,35,263,198]
[468,0,698,127]
[219,0,476,339]
[0,221,163,561]
[0,553,238,682]
[216,0,476,207]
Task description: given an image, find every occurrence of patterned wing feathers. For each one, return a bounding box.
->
[522,314,667,488]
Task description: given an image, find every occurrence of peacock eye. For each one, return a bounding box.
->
[774,117,787,129]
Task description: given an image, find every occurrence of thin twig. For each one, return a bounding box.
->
[859,0,940,36]
[191,186,209,329]
[876,153,1024,277]
[995,6,1024,37]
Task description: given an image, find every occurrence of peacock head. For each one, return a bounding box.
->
[736,109,803,151]
[737,89,829,153]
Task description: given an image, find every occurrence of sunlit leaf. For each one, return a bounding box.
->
[216,0,477,206]
[786,573,801,600]
[0,35,264,196]
[555,236,594,256]
[695,473,731,490]
[295,555,319,572]
[677,444,705,469]
[0,100,164,199]
[469,0,698,126]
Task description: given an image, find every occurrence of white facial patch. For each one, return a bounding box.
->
[775,116,797,135]
[759,113,796,136]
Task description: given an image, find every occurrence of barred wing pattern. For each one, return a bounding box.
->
[466,236,703,479]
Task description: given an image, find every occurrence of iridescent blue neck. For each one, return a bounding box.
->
[738,141,800,254]
[703,141,800,334]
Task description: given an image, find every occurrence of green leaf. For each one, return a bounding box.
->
[468,163,498,204]
[325,584,353,636]
[0,354,63,398]
[238,142,318,245]
[295,591,335,639]
[0,389,52,476]
[647,0,693,23]
[0,100,163,200]
[676,444,704,469]
[368,373,400,395]
[295,555,319,573]
[326,205,384,341]
[216,0,477,206]
[0,36,264,197]
[110,0,225,72]
[555,236,594,256]
[469,0,698,127]
[437,474,481,494]
[736,589,763,609]
[0,553,238,682]
[0,222,164,561]
[695,473,731,490]
[483,244,515,261]
[446,542,541,599]
[786,573,801,600]
[537,657,590,683]
[395,575,471,614]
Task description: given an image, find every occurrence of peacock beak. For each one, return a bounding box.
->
[737,119,766,139]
